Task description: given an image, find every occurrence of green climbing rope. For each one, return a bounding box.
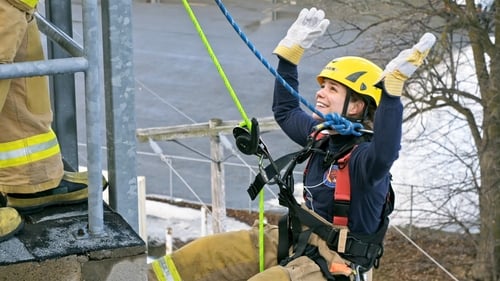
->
[181,0,266,272]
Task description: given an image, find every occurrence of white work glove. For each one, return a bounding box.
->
[273,7,330,65]
[379,32,437,96]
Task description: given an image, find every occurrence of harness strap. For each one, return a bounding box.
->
[277,214,291,264]
[333,149,354,226]
[304,245,337,281]
[250,130,390,273]
[287,229,313,263]
[248,129,344,201]
[279,226,338,281]
[247,152,298,200]
[285,203,385,270]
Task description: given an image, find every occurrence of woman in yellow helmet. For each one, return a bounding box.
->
[149,7,435,281]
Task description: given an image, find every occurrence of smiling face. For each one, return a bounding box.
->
[312,78,365,121]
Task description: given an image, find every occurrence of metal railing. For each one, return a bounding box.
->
[0,0,138,236]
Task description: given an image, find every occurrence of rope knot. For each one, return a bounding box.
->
[323,113,363,136]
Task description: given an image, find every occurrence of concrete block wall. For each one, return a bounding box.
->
[0,203,148,281]
[1,253,148,281]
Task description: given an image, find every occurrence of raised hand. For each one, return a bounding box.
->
[273,7,330,65]
[379,33,437,96]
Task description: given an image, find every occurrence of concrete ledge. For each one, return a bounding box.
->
[0,203,147,280]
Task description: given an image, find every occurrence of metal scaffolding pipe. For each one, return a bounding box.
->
[0,0,139,237]
[43,0,79,170]
[82,0,105,236]
[0,57,88,79]
[34,12,84,57]
[101,0,139,233]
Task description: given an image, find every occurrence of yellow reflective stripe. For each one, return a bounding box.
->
[152,260,168,281]
[19,0,38,8]
[165,255,182,281]
[0,130,57,152]
[0,130,60,168]
[151,256,182,281]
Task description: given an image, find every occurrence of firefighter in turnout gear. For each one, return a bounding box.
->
[0,0,105,241]
[148,7,436,281]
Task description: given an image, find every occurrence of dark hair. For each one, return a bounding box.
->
[348,90,377,130]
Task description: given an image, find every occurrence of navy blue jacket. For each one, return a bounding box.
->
[272,59,402,235]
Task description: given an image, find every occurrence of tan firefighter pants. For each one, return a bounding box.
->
[148,221,358,281]
[0,0,63,193]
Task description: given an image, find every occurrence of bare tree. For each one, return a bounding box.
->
[303,0,498,280]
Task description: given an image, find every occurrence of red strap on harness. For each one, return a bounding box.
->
[306,131,355,227]
[333,148,354,226]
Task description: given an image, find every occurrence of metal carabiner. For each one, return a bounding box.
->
[354,264,362,281]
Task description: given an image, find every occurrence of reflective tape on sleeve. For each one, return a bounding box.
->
[19,0,38,8]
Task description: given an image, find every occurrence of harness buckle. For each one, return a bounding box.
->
[337,228,348,254]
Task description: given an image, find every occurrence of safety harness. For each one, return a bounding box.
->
[244,129,395,280]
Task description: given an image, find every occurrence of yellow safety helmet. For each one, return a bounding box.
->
[317,56,382,106]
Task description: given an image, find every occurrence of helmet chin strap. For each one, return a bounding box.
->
[341,89,366,124]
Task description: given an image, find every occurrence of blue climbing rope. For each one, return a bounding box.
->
[321,113,363,136]
[213,0,319,116]
[213,0,364,136]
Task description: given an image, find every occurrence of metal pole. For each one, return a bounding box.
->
[101,0,139,233]
[209,119,226,233]
[165,227,173,255]
[201,206,208,237]
[137,176,147,243]
[42,0,80,169]
[35,11,84,57]
[0,58,88,79]
[168,158,173,198]
[82,0,105,236]
[409,185,414,238]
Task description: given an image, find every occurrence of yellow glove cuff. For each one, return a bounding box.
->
[384,71,407,97]
[273,44,305,65]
